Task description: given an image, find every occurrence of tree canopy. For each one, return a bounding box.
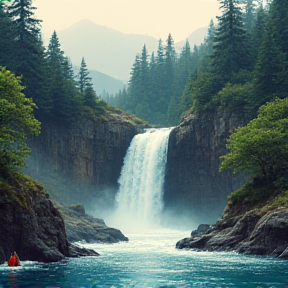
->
[0,67,40,173]
[220,98,288,182]
[107,0,287,127]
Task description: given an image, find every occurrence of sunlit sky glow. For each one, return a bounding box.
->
[34,0,221,42]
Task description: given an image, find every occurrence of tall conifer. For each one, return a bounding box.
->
[78,57,93,93]
[7,0,49,119]
[212,0,251,81]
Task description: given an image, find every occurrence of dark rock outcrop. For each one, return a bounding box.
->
[0,177,98,263]
[25,110,146,208]
[164,111,247,224]
[58,204,128,243]
[191,224,211,237]
[176,204,288,258]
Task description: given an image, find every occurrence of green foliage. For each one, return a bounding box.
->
[113,34,201,127]
[0,172,43,208]
[212,0,251,81]
[0,67,40,173]
[191,72,223,111]
[269,190,288,208]
[78,57,93,93]
[212,82,253,115]
[0,3,14,68]
[220,98,288,181]
[228,175,278,206]
[7,0,49,119]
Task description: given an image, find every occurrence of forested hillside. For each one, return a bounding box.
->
[109,0,288,127]
[0,0,107,127]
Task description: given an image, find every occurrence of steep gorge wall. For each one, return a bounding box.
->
[26,111,144,209]
[164,110,247,224]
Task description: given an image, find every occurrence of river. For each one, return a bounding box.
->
[1,230,288,287]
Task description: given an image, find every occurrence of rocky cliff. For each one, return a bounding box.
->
[25,109,146,211]
[176,203,288,258]
[164,110,247,224]
[0,175,98,263]
[58,204,129,243]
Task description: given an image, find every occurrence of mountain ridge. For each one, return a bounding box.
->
[44,19,207,90]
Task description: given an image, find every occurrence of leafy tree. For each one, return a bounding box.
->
[0,67,40,173]
[220,97,288,180]
[213,82,253,115]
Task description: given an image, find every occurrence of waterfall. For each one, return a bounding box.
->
[112,128,172,232]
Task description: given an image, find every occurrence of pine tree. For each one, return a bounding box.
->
[249,5,267,66]
[249,22,286,117]
[212,0,251,81]
[47,31,64,71]
[244,0,259,32]
[83,86,97,109]
[204,19,216,56]
[127,54,141,113]
[46,31,81,123]
[156,39,165,65]
[162,34,176,117]
[269,0,288,73]
[0,3,14,68]
[78,57,93,93]
[7,0,50,119]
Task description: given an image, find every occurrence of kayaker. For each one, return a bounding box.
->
[7,251,21,267]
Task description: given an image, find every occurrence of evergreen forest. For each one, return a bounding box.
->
[0,0,111,174]
[0,0,108,127]
[107,0,288,127]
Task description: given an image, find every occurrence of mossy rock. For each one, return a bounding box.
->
[68,204,85,215]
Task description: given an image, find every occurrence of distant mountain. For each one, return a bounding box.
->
[72,65,125,95]
[89,70,125,95]
[53,19,208,85]
[57,19,159,81]
[175,27,208,52]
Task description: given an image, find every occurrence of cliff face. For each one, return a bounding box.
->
[0,176,98,263]
[26,110,144,208]
[164,110,247,224]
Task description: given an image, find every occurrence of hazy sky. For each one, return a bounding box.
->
[34,0,221,42]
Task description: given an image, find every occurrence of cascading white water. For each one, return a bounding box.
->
[112,128,172,232]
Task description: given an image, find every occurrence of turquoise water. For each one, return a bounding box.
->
[0,231,287,288]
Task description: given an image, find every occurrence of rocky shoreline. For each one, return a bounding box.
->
[58,203,128,244]
[176,204,288,259]
[0,176,127,263]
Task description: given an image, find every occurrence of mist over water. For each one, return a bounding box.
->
[109,128,172,232]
